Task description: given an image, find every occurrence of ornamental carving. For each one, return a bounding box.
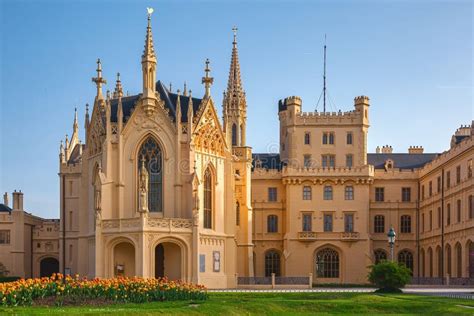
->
[193,102,226,156]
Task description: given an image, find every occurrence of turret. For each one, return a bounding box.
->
[354,95,370,125]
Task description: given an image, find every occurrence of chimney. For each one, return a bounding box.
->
[3,192,8,207]
[12,190,24,211]
[381,145,393,154]
[408,146,424,154]
[376,146,381,154]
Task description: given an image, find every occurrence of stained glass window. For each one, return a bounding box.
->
[138,137,162,212]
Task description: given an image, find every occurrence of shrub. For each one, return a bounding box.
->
[368,261,411,292]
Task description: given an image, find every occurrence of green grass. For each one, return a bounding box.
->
[1,292,474,315]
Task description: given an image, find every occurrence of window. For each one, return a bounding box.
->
[456,165,461,184]
[374,215,385,233]
[344,186,354,200]
[203,168,213,229]
[323,214,333,232]
[303,186,312,200]
[267,215,278,233]
[375,187,384,202]
[401,187,411,202]
[468,159,473,178]
[138,137,163,212]
[268,187,277,202]
[438,207,441,228]
[346,154,353,168]
[323,186,333,200]
[232,123,237,146]
[304,155,312,168]
[374,249,387,264]
[0,230,10,244]
[304,132,311,145]
[429,211,432,230]
[401,215,411,233]
[437,176,441,193]
[322,132,335,145]
[469,195,473,219]
[322,155,335,168]
[316,248,339,278]
[421,185,425,200]
[236,202,240,226]
[302,213,312,232]
[265,251,281,277]
[446,245,452,277]
[344,214,354,232]
[446,171,451,188]
[457,199,461,223]
[422,213,425,232]
[398,250,414,274]
[429,181,432,197]
[447,203,451,225]
[346,132,353,145]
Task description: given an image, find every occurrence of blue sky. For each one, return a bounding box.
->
[1,0,472,218]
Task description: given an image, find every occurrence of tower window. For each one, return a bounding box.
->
[304,132,311,145]
[203,168,213,229]
[138,137,163,212]
[346,132,353,145]
[231,124,237,146]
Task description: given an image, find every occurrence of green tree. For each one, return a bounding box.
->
[368,261,411,292]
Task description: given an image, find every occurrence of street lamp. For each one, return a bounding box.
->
[387,226,396,261]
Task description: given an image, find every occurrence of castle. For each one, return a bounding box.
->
[0,13,472,288]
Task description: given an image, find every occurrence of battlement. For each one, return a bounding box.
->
[354,95,370,106]
[376,145,393,154]
[408,146,424,154]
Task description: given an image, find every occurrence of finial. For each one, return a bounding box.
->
[183,82,188,96]
[114,72,123,98]
[232,26,238,46]
[202,58,214,98]
[169,82,172,92]
[92,58,107,98]
[73,107,78,131]
[146,7,154,20]
[177,89,181,95]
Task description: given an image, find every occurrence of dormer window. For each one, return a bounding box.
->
[384,159,394,171]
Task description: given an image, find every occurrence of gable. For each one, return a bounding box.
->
[192,98,227,156]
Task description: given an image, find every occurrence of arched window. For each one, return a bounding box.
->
[427,248,433,277]
[316,248,339,278]
[398,250,414,274]
[138,137,163,212]
[323,186,333,200]
[374,215,385,233]
[265,250,281,277]
[231,124,237,146]
[455,243,462,277]
[374,249,387,264]
[420,248,425,277]
[236,202,240,226]
[267,215,278,233]
[400,215,411,233]
[446,244,452,277]
[436,246,442,277]
[203,168,213,229]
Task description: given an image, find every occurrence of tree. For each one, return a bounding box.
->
[368,261,411,293]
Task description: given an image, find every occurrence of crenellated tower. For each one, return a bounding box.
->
[223,27,247,147]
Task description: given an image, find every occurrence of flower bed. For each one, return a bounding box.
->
[0,274,207,306]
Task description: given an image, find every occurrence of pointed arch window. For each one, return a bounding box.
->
[236,202,240,226]
[374,249,387,264]
[398,250,414,274]
[316,248,339,278]
[203,168,213,229]
[232,124,237,146]
[265,250,281,277]
[138,137,163,212]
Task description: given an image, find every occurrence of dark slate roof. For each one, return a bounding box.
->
[453,135,469,145]
[367,153,439,170]
[0,204,12,213]
[252,153,284,170]
[110,81,203,124]
[67,144,84,164]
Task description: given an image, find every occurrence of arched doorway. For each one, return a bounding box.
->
[398,250,414,275]
[113,241,135,277]
[155,242,181,280]
[40,257,59,277]
[264,250,281,277]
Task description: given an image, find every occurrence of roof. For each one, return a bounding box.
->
[0,204,12,213]
[453,135,469,145]
[110,81,203,124]
[67,144,84,164]
[367,153,439,170]
[252,153,284,170]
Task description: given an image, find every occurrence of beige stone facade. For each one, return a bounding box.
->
[1,13,473,287]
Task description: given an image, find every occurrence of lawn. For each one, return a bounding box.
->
[1,292,473,315]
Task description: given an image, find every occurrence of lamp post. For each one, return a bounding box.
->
[387,226,396,262]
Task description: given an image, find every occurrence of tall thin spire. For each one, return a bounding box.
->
[84,103,90,129]
[226,26,243,95]
[202,58,214,98]
[73,107,79,132]
[114,72,123,98]
[323,34,327,113]
[142,8,156,63]
[92,58,107,99]
[141,7,158,115]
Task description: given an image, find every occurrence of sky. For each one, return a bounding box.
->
[0,0,472,218]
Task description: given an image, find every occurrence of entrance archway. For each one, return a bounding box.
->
[155,242,181,280]
[113,241,135,277]
[40,257,59,277]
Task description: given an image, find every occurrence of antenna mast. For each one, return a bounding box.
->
[323,34,327,113]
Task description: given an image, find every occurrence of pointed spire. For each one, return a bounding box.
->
[183,82,188,96]
[113,72,123,98]
[59,140,65,163]
[202,58,214,98]
[169,82,172,92]
[227,26,243,95]
[187,90,193,124]
[91,58,107,99]
[117,96,123,132]
[141,8,157,103]
[85,103,90,129]
[142,8,156,62]
[176,89,181,126]
[65,134,69,149]
[73,107,79,132]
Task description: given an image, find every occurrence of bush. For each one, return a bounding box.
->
[368,261,411,292]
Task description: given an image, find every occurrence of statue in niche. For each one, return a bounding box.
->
[94,175,102,223]
[138,156,149,213]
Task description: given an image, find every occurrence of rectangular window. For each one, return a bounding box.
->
[304,155,312,168]
[322,132,335,145]
[345,186,354,200]
[447,171,451,188]
[421,185,425,200]
[302,214,312,232]
[429,211,432,231]
[401,215,411,233]
[438,207,441,228]
[429,181,432,197]
[469,195,473,219]
[329,132,335,144]
[344,214,354,233]
[447,203,451,225]
[323,186,333,200]
[322,155,335,168]
[346,132,353,145]
[199,254,206,272]
[468,159,473,178]
[303,186,312,200]
[323,214,333,232]
[268,187,277,202]
[304,132,311,145]
[267,215,278,233]
[375,187,384,202]
[374,215,385,233]
[457,199,461,223]
[421,213,425,232]
[0,230,10,244]
[456,165,461,184]
[401,187,411,202]
[346,154,353,168]
[437,176,441,193]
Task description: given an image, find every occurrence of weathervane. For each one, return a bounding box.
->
[232,26,238,43]
[147,7,154,19]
